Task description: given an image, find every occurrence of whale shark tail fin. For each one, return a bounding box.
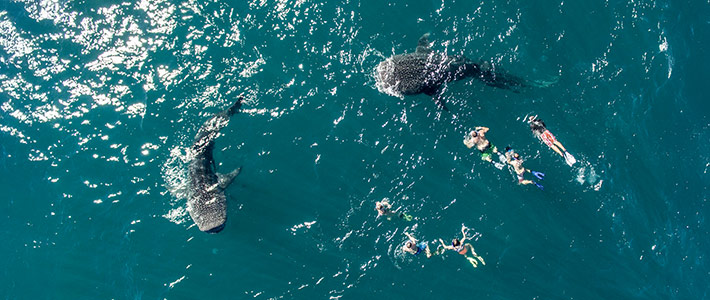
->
[192,94,245,155]
[225,94,245,116]
[416,33,432,54]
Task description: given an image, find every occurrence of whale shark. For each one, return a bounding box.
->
[375,33,527,108]
[187,95,243,233]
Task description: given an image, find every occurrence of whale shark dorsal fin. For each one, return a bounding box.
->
[218,167,242,191]
[416,33,432,54]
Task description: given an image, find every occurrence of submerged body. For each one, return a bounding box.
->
[187,95,244,233]
[375,34,526,107]
[438,225,485,268]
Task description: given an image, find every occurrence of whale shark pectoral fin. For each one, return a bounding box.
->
[218,166,242,190]
[423,87,449,111]
[416,33,432,54]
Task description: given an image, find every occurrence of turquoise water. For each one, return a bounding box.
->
[1,0,708,298]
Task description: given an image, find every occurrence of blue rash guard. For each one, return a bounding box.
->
[415,242,427,255]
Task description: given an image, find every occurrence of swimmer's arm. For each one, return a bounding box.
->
[405,232,417,242]
[463,137,474,149]
[438,239,454,250]
[475,126,489,133]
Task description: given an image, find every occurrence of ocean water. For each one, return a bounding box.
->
[1,0,709,298]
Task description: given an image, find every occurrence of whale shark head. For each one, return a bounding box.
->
[205,222,226,233]
[374,53,438,97]
[374,34,478,98]
[188,191,228,233]
[374,57,404,98]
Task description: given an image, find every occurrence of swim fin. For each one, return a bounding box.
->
[531,170,545,180]
[564,152,576,166]
[534,182,544,190]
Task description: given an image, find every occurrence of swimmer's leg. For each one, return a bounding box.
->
[425,246,433,258]
[520,179,534,185]
[468,244,485,265]
[549,144,565,157]
[553,141,568,153]
[553,141,576,165]
[432,245,445,256]
[466,256,478,267]
[476,255,486,265]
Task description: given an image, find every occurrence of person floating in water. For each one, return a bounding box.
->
[375,198,413,221]
[528,115,576,166]
[463,126,505,169]
[403,232,438,258]
[504,147,545,190]
[438,225,485,267]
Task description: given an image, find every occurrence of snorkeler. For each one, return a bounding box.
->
[463,126,506,169]
[438,225,485,267]
[375,198,413,221]
[527,115,576,166]
[403,232,438,258]
[504,147,544,190]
